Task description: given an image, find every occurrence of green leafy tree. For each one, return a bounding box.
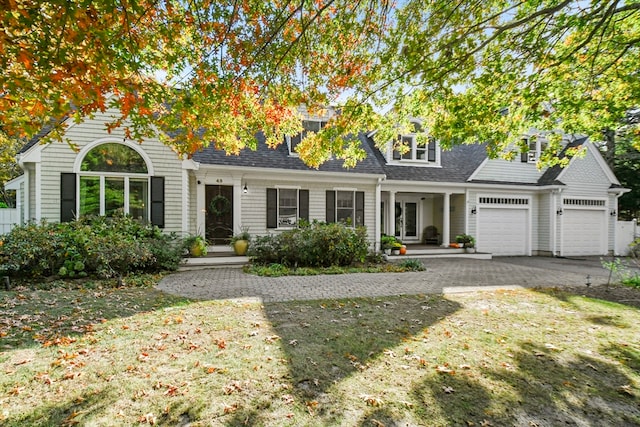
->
[1,1,639,168]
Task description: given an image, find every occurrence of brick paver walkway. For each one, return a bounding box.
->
[157,258,611,302]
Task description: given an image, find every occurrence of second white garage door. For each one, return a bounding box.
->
[561,209,607,256]
[478,208,529,256]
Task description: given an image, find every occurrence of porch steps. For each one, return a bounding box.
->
[180,245,491,270]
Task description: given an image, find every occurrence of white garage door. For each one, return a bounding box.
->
[562,209,606,256]
[478,208,528,256]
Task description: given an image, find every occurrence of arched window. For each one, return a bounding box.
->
[78,143,150,220]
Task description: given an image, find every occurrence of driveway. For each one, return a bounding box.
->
[157,257,618,303]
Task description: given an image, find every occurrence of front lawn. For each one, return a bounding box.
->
[1,281,639,426]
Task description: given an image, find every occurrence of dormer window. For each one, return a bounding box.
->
[286,119,327,156]
[389,121,440,165]
[520,137,547,163]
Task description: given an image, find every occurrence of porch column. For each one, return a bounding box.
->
[375,178,382,251]
[35,163,41,221]
[389,190,396,238]
[196,179,206,238]
[442,192,451,247]
[232,178,242,234]
[181,169,189,234]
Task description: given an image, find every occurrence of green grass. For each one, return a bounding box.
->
[1,281,639,426]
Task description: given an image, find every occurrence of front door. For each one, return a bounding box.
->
[205,185,233,245]
[395,200,419,242]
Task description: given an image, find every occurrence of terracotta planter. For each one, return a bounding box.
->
[233,239,249,256]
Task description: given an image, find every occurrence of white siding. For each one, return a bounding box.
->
[473,159,546,184]
[450,194,465,240]
[560,149,611,198]
[37,109,185,232]
[537,192,552,255]
[239,176,377,245]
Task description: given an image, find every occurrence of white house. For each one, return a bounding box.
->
[9,106,629,257]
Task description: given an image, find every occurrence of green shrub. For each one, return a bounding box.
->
[0,214,182,280]
[248,222,369,267]
[398,258,425,271]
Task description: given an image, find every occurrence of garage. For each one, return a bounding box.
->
[561,208,607,256]
[477,206,529,256]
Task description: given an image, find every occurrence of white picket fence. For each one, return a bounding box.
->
[0,209,18,235]
[616,219,638,256]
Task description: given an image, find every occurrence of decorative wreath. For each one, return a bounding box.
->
[209,195,231,217]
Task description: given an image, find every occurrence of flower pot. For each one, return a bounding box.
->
[465,247,476,254]
[233,239,249,256]
[383,248,391,256]
[190,244,205,257]
[399,245,407,255]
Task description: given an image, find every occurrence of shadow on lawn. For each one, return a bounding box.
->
[225,294,463,426]
[411,341,640,426]
[0,286,191,350]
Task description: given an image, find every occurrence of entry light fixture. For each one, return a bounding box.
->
[556,209,563,216]
[243,183,248,194]
[470,207,477,215]
[610,209,617,217]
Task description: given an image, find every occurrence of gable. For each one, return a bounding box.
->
[558,144,617,196]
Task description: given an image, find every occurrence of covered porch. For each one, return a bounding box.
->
[379,189,469,247]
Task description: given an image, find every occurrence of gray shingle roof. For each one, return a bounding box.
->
[361,133,489,183]
[192,132,385,175]
[18,117,69,154]
[537,137,588,186]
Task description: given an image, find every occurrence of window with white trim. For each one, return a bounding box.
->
[326,190,365,226]
[390,122,439,164]
[521,137,547,163]
[278,188,299,226]
[286,119,327,155]
[266,188,309,228]
[78,143,150,220]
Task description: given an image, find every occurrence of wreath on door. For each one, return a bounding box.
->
[209,194,231,217]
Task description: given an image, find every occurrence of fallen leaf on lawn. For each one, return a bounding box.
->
[480,420,492,426]
[139,412,156,425]
[442,386,455,394]
[544,343,562,351]
[383,349,396,357]
[435,365,455,374]
[282,394,295,404]
[14,358,32,365]
[264,335,280,343]
[223,403,238,414]
[289,339,298,346]
[618,385,634,396]
[215,339,226,349]
[360,395,384,406]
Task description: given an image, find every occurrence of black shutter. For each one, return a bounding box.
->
[521,138,529,162]
[428,138,436,162]
[355,191,365,226]
[267,188,277,228]
[60,173,76,222]
[299,190,309,222]
[326,190,335,223]
[150,176,165,228]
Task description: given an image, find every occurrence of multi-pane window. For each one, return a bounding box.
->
[392,135,437,163]
[521,137,548,163]
[288,119,327,155]
[326,190,364,226]
[278,188,299,226]
[336,191,355,224]
[78,143,150,220]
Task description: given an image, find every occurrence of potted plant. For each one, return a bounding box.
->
[230,227,251,256]
[456,234,476,252]
[184,234,208,257]
[381,234,396,255]
[391,240,403,255]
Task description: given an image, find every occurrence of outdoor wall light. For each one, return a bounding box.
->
[243,183,248,194]
[556,209,563,215]
[610,209,617,216]
[470,207,477,215]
